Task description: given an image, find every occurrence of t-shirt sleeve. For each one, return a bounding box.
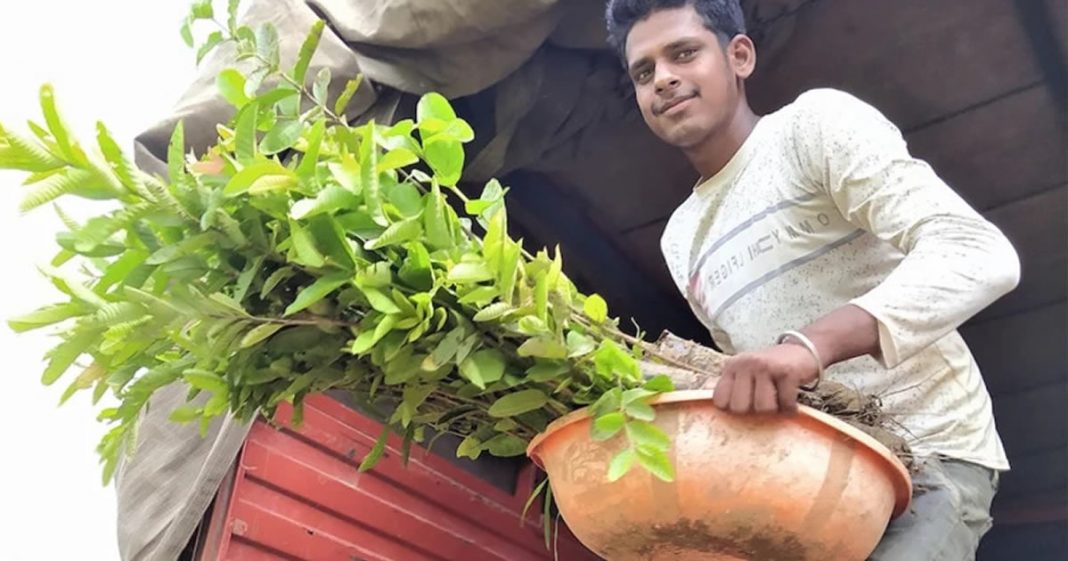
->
[790,89,1020,368]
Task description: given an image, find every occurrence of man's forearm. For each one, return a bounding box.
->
[797,304,880,369]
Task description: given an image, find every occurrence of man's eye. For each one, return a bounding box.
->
[634,69,652,83]
[676,49,697,60]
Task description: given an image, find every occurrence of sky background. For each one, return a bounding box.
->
[0,2,207,559]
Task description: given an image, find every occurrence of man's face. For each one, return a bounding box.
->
[624,7,745,149]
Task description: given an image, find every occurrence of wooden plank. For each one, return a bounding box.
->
[905,86,1065,210]
[991,381,1068,458]
[997,447,1067,500]
[993,493,1068,526]
[975,185,1068,322]
[747,0,1044,128]
[621,219,682,298]
[979,520,1068,560]
[962,301,1067,396]
[542,116,698,232]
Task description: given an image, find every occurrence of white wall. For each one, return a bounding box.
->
[0,2,202,559]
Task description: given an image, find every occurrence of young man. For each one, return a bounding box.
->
[605,0,1020,559]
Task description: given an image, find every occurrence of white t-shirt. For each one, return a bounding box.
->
[661,88,1019,470]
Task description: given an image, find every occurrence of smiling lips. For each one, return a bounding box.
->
[656,93,698,116]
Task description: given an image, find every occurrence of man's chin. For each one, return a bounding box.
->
[658,124,710,150]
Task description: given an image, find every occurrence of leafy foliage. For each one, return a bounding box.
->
[3,1,678,490]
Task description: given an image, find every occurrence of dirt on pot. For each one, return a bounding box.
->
[640,331,915,471]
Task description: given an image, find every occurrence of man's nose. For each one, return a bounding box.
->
[654,69,681,94]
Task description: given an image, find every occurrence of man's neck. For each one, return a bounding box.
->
[685,102,760,181]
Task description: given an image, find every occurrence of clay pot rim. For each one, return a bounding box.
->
[526,389,913,518]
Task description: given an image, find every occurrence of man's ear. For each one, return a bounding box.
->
[727,34,757,80]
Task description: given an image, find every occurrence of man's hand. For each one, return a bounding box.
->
[705,343,820,414]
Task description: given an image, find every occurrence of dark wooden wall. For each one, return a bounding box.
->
[496,1,1066,558]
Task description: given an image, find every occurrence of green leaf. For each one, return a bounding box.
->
[233,102,259,163]
[255,22,281,69]
[378,148,418,172]
[425,327,465,369]
[224,160,294,197]
[334,76,363,115]
[416,92,457,124]
[488,389,549,418]
[626,421,671,452]
[623,388,657,404]
[458,286,498,306]
[359,425,391,472]
[359,287,401,314]
[7,302,86,333]
[517,337,568,359]
[167,120,186,183]
[356,262,392,288]
[636,446,675,482]
[38,264,107,308]
[526,361,569,382]
[643,374,676,393]
[423,182,452,249]
[288,219,326,268]
[594,340,641,380]
[39,85,84,164]
[625,401,656,421]
[312,67,331,107]
[227,0,241,30]
[240,323,285,348]
[41,330,97,385]
[566,330,596,358]
[383,351,424,385]
[260,266,296,299]
[583,294,608,323]
[180,17,194,48]
[423,139,463,186]
[184,369,228,394]
[169,405,201,423]
[497,240,521,303]
[259,119,301,155]
[459,349,506,389]
[543,485,553,548]
[0,124,64,172]
[360,124,386,225]
[457,435,482,460]
[592,412,626,441]
[364,217,421,250]
[291,185,359,220]
[196,31,224,64]
[18,169,104,212]
[447,262,493,284]
[483,434,527,457]
[328,153,361,193]
[472,302,513,322]
[217,68,251,109]
[607,449,637,482]
[295,118,326,179]
[291,19,324,85]
[284,272,349,316]
[517,315,549,335]
[521,477,549,522]
[190,0,213,19]
[589,387,623,418]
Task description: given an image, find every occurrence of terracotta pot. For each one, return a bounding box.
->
[526,390,912,561]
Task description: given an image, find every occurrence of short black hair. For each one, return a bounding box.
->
[605,0,747,61]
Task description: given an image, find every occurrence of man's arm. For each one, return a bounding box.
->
[709,89,1020,414]
[710,304,878,413]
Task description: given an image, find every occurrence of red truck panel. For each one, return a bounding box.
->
[199,393,602,561]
